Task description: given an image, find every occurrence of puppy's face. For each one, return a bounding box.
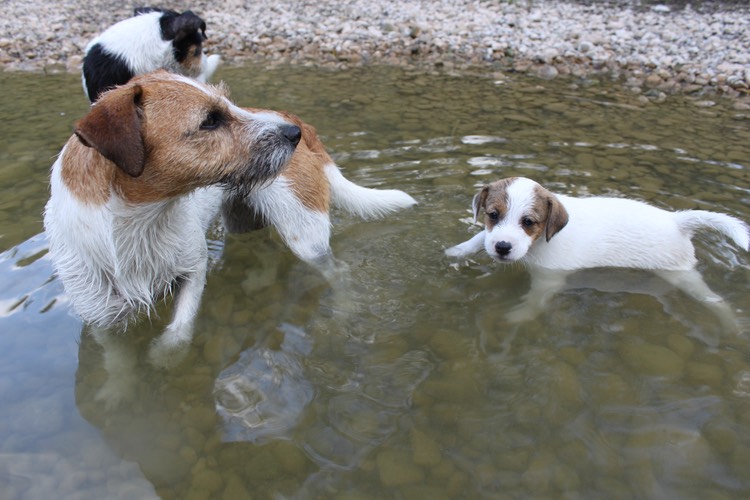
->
[473,177,569,262]
[136,8,210,77]
[70,71,300,204]
[161,10,210,77]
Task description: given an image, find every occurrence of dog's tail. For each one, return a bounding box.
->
[675,210,750,250]
[324,164,417,219]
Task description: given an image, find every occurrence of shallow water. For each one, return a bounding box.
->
[1,65,750,499]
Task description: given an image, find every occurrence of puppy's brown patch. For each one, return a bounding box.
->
[179,44,204,76]
[478,177,517,229]
[533,184,569,241]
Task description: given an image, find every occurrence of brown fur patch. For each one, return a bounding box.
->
[524,188,549,242]
[59,137,115,205]
[179,45,204,76]
[480,177,517,229]
[75,84,145,177]
[532,184,569,241]
[276,112,331,213]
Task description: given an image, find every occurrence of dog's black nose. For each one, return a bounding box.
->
[495,241,512,256]
[281,124,301,147]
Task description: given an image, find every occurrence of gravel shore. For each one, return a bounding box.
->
[1,0,749,98]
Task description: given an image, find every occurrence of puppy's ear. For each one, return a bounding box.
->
[472,186,490,224]
[544,193,569,241]
[172,12,207,42]
[75,85,146,177]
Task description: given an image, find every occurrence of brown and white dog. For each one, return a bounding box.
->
[446,177,750,326]
[44,71,301,363]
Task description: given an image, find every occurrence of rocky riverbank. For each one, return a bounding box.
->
[1,0,749,99]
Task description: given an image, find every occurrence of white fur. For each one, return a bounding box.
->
[325,164,418,220]
[446,177,750,327]
[247,177,333,262]
[86,12,173,75]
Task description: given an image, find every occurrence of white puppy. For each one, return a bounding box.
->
[82,8,221,102]
[44,71,300,364]
[446,177,750,325]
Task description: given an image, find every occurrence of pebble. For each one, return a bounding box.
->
[618,340,685,379]
[410,428,442,466]
[2,1,750,98]
[376,449,425,487]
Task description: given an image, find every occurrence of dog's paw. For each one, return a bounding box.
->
[445,245,469,258]
[148,329,191,369]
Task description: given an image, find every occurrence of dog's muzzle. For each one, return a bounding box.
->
[225,123,301,196]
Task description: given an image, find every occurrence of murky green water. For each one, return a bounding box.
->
[1,65,749,499]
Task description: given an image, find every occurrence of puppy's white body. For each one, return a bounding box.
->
[447,177,750,326]
[44,72,300,364]
[509,194,736,271]
[87,12,176,76]
[83,10,221,102]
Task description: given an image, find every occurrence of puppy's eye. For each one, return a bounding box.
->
[522,217,535,227]
[200,110,224,130]
[487,211,499,221]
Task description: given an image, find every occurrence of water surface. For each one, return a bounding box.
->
[1,65,749,499]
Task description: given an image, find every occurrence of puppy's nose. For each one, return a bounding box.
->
[281,124,301,147]
[495,241,512,256]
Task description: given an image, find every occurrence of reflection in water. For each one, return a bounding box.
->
[215,323,315,443]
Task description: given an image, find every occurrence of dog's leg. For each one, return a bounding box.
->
[655,269,740,333]
[242,178,334,262]
[445,230,486,258]
[148,264,207,367]
[506,270,570,323]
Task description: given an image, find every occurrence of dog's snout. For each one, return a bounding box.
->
[495,241,512,256]
[281,124,302,147]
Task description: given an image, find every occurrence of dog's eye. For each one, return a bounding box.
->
[487,211,499,221]
[200,110,224,130]
[522,217,535,227]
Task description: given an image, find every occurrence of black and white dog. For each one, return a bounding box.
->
[82,7,221,102]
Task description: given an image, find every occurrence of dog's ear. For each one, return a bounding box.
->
[171,11,207,42]
[75,85,146,177]
[544,193,569,241]
[472,186,490,224]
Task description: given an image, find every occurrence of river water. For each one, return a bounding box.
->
[1,65,749,499]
